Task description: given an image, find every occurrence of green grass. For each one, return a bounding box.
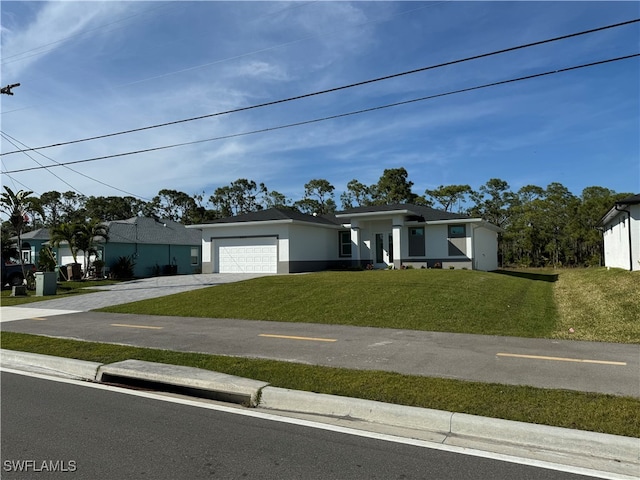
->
[1,280,120,306]
[553,268,640,343]
[2,332,638,438]
[100,270,559,338]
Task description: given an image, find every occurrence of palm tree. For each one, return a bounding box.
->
[0,186,43,282]
[50,220,109,279]
[50,222,80,265]
[75,219,109,277]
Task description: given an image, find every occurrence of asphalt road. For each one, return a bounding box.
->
[2,309,638,397]
[1,371,596,480]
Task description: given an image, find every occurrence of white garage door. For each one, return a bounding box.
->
[216,237,277,273]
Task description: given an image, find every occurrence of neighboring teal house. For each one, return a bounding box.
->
[102,217,202,278]
[41,217,201,279]
[13,228,51,266]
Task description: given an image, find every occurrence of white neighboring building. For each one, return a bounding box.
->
[599,194,640,271]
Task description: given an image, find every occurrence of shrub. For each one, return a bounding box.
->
[111,256,135,279]
[37,245,57,272]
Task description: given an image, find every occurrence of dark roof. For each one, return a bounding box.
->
[11,219,200,246]
[599,193,640,226]
[13,228,50,241]
[615,194,640,205]
[105,217,201,245]
[336,203,472,221]
[206,208,340,226]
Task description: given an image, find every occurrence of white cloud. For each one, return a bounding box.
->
[1,2,138,79]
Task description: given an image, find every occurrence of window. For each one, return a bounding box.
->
[408,227,425,256]
[190,247,199,265]
[448,225,466,238]
[339,231,352,257]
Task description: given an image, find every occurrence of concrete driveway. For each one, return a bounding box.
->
[3,274,273,313]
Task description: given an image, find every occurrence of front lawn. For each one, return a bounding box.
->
[98,268,639,343]
[101,269,557,338]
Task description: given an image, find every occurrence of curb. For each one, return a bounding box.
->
[259,386,452,434]
[259,386,639,466]
[2,350,638,473]
[1,349,102,380]
[97,359,268,407]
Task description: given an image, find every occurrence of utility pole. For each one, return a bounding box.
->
[1,83,21,95]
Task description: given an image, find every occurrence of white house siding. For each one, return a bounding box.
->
[472,225,499,271]
[603,204,640,271]
[424,224,449,259]
[288,224,339,264]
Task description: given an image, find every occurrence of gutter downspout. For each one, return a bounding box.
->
[615,205,633,271]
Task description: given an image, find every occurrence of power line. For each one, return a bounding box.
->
[0,131,151,201]
[2,18,637,157]
[0,132,85,195]
[3,53,636,175]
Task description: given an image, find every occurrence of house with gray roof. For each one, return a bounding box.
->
[599,194,640,271]
[54,217,201,278]
[188,204,501,273]
[12,228,51,266]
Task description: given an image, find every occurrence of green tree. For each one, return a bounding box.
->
[0,187,43,281]
[263,190,293,210]
[505,185,545,266]
[340,179,373,209]
[149,189,198,224]
[59,191,87,223]
[74,219,109,277]
[425,184,472,212]
[209,179,267,217]
[469,178,514,228]
[295,179,336,215]
[50,222,81,265]
[85,196,147,221]
[540,183,578,267]
[371,168,416,205]
[37,191,64,227]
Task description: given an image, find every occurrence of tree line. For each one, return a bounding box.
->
[2,167,633,268]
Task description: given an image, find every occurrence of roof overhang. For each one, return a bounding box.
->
[187,219,341,230]
[335,209,413,219]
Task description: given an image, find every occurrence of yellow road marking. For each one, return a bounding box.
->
[111,323,163,330]
[259,334,337,343]
[497,352,626,366]
[30,317,47,321]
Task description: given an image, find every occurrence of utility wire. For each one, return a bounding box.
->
[2,18,637,157]
[0,131,151,201]
[3,53,636,175]
[0,132,85,195]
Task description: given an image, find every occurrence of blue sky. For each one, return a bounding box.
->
[1,1,638,208]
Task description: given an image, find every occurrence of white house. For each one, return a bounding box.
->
[599,194,640,271]
[188,204,501,274]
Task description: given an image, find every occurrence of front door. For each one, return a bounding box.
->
[374,233,393,267]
